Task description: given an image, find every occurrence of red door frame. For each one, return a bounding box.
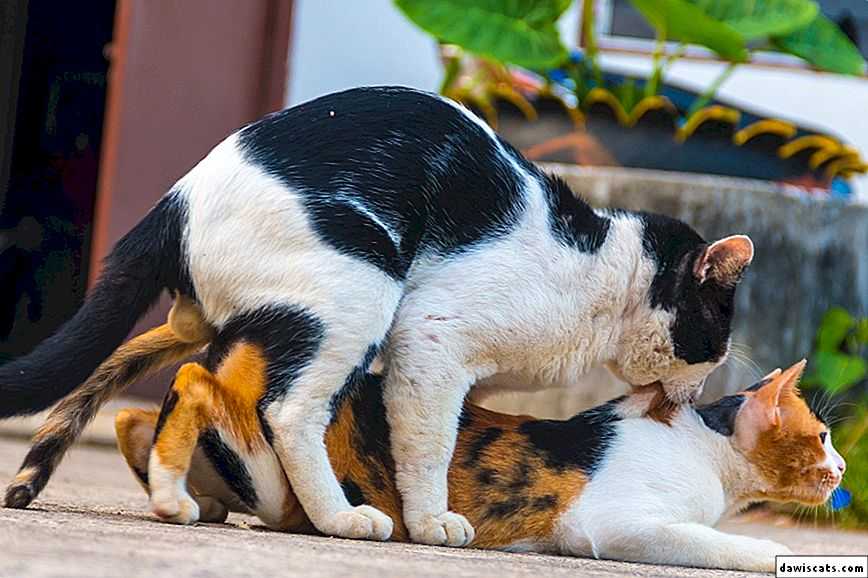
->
[89,0,293,396]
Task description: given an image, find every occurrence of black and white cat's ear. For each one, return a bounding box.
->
[693,235,754,285]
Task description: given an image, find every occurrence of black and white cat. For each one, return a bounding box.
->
[1,86,753,546]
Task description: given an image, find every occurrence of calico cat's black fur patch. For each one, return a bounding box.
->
[697,394,746,436]
[519,397,624,473]
[465,427,504,466]
[641,213,734,365]
[341,478,366,507]
[153,388,179,441]
[745,376,774,392]
[198,428,258,509]
[347,373,393,467]
[330,343,382,420]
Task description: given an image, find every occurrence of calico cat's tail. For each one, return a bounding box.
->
[0,192,190,419]
[4,304,211,509]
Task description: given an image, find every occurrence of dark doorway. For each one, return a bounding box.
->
[0,0,115,362]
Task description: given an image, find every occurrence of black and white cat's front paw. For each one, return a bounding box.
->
[735,539,793,573]
[407,511,475,547]
[318,505,394,541]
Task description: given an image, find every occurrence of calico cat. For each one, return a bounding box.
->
[0,86,754,546]
[113,327,843,573]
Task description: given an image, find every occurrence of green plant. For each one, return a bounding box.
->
[801,307,868,527]
[803,307,868,394]
[395,0,866,122]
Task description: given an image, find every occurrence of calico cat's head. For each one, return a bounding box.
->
[701,360,846,505]
[611,213,754,402]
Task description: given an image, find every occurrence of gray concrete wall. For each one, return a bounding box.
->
[484,165,868,418]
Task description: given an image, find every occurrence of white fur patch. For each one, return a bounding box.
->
[551,409,791,571]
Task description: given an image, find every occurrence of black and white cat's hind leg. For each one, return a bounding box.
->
[244,291,403,541]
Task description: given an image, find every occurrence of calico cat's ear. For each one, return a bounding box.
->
[735,360,806,445]
[693,235,754,285]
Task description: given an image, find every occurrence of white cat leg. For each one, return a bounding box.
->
[590,522,792,573]
[262,282,402,542]
[384,331,478,547]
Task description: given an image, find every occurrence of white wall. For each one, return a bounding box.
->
[287,0,440,105]
[287,1,868,199]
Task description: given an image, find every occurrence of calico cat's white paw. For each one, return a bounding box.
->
[407,512,475,547]
[151,491,200,525]
[737,539,793,573]
[321,505,393,541]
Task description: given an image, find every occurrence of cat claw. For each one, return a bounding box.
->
[407,512,475,547]
[320,505,393,541]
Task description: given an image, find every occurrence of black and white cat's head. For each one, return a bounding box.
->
[610,213,753,402]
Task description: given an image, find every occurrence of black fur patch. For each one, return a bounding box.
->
[487,497,528,519]
[519,397,623,473]
[476,468,497,486]
[0,192,190,418]
[206,306,325,411]
[507,459,532,491]
[465,427,503,466]
[641,213,734,365]
[237,86,532,279]
[531,494,558,511]
[697,394,746,436]
[7,435,67,506]
[347,374,393,467]
[745,376,774,392]
[330,343,381,420]
[545,175,610,252]
[153,388,179,442]
[341,479,366,507]
[198,428,258,509]
[132,466,149,487]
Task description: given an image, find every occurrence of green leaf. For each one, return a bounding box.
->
[692,0,818,40]
[856,318,868,344]
[773,13,866,75]
[816,307,855,352]
[812,350,867,395]
[629,0,748,61]
[395,0,570,69]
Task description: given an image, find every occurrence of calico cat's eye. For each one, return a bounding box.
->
[819,431,828,443]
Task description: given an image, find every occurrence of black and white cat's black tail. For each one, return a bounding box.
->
[0,192,189,418]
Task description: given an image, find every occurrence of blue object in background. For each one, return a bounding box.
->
[830,487,853,511]
[830,178,853,198]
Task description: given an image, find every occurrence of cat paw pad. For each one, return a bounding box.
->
[408,512,475,547]
[321,505,393,541]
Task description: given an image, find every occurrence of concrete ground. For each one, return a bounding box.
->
[2,434,867,578]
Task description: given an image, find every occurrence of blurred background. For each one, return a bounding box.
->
[0,0,866,527]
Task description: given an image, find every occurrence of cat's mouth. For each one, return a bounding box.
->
[796,473,842,505]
